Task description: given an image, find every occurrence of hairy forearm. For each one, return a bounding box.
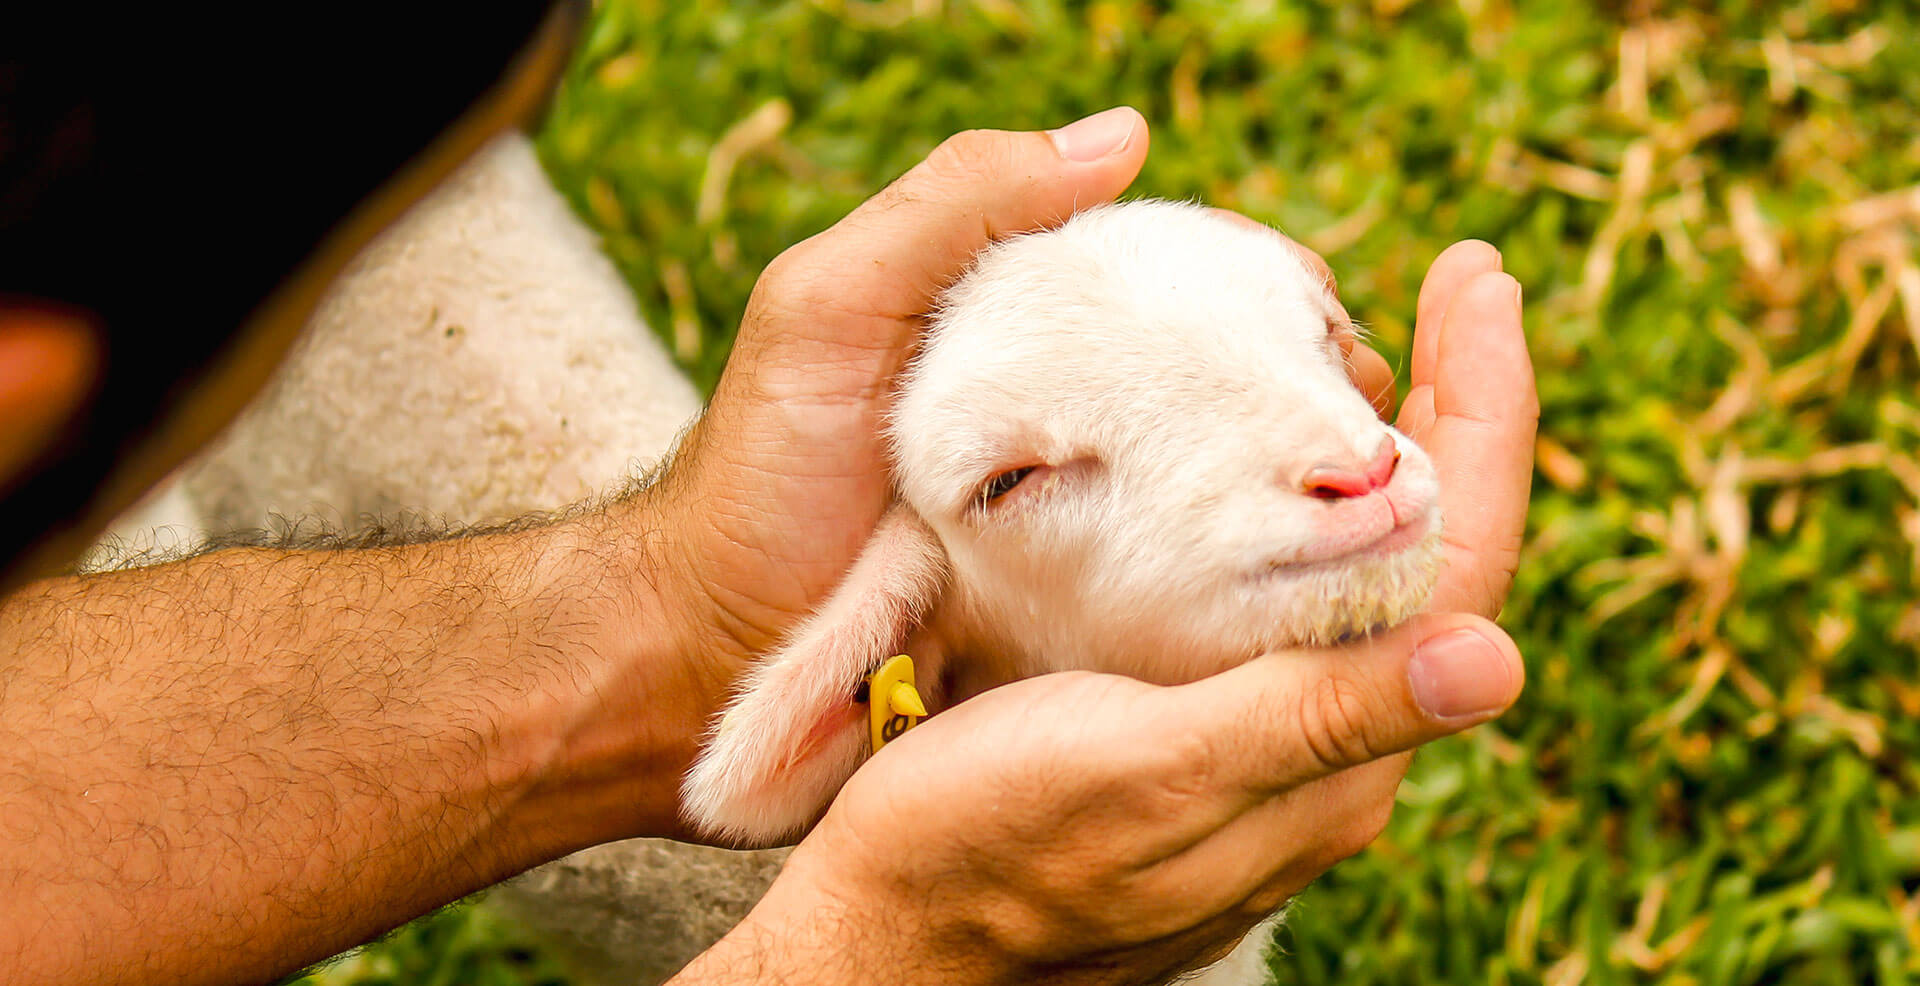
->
[0,503,694,986]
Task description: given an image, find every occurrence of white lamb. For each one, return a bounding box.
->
[683,200,1443,985]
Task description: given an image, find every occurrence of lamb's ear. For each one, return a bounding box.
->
[682,508,948,847]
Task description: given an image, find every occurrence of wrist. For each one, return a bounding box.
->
[674,841,1016,986]
[489,495,726,853]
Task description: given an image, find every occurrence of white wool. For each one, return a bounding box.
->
[181,133,700,532]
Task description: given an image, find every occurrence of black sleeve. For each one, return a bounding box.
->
[0,2,569,578]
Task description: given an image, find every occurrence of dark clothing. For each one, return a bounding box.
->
[1,4,569,580]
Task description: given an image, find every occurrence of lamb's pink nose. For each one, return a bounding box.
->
[1301,439,1400,500]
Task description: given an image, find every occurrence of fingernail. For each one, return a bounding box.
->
[1512,280,1524,310]
[1047,107,1138,162]
[1408,629,1513,719]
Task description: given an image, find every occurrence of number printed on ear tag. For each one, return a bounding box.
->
[867,654,928,752]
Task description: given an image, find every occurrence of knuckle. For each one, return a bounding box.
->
[750,243,814,304]
[926,128,1017,182]
[1310,770,1401,866]
[1308,818,1390,878]
[746,239,863,323]
[1242,883,1299,922]
[977,895,1068,963]
[1079,698,1217,815]
[1316,829,1373,871]
[1337,796,1397,859]
[1298,675,1387,772]
[1139,727,1222,813]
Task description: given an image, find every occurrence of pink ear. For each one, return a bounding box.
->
[681,508,948,846]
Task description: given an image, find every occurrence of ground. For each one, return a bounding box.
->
[291,2,1920,983]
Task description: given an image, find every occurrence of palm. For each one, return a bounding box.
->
[670,349,900,657]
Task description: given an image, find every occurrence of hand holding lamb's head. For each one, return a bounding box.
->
[686,200,1443,846]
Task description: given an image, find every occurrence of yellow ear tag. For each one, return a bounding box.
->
[866,654,928,752]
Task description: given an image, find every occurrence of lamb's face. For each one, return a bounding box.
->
[892,201,1442,686]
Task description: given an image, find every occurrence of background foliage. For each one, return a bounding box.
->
[303,0,1920,982]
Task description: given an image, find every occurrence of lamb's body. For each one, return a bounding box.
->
[687,201,1444,986]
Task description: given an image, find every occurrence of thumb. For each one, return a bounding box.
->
[739,107,1149,360]
[1176,613,1525,800]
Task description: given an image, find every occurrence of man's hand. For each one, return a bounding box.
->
[751,617,1520,986]
[675,223,1536,985]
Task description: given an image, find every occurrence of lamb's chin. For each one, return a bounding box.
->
[1247,529,1444,649]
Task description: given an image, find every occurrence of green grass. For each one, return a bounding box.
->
[282,902,571,986]
[312,1,1920,982]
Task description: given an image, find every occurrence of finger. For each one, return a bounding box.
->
[1348,342,1396,418]
[751,107,1149,358]
[1159,755,1408,919]
[1171,613,1523,804]
[1397,384,1435,442]
[1408,271,1537,616]
[1411,240,1502,385]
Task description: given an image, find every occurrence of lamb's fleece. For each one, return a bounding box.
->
[96,133,779,986]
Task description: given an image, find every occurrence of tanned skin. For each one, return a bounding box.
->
[1,505,696,983]
[0,110,1537,986]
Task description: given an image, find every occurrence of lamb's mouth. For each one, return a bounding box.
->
[1253,510,1438,578]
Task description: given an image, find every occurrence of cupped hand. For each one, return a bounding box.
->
[1186,229,1536,957]
[720,613,1523,986]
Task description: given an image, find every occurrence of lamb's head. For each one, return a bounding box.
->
[684,200,1441,846]
[896,200,1440,688]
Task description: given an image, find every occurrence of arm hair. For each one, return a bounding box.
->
[0,485,695,986]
